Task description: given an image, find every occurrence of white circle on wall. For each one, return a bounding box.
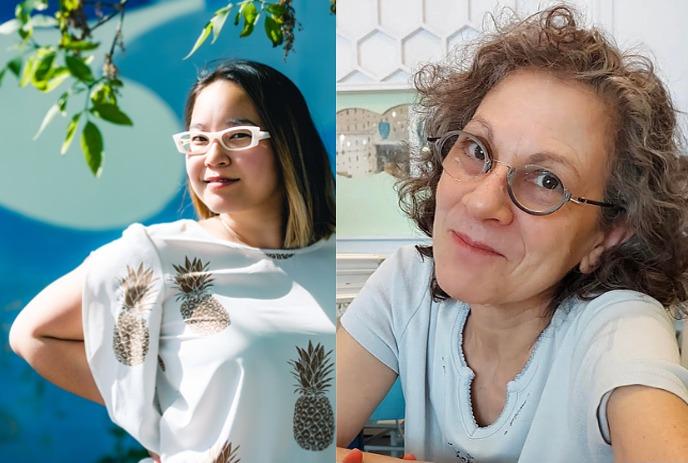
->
[0,78,185,230]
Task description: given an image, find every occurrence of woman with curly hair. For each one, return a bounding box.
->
[337,5,688,463]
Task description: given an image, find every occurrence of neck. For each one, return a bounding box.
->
[218,208,283,249]
[463,298,551,366]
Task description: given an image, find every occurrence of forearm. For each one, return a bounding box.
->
[337,447,430,463]
[19,336,103,405]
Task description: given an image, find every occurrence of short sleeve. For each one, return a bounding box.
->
[340,246,431,374]
[82,223,164,452]
[572,292,688,447]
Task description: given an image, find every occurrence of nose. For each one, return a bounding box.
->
[203,139,231,167]
[460,163,514,224]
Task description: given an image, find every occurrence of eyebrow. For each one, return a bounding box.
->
[465,116,581,179]
[189,118,260,130]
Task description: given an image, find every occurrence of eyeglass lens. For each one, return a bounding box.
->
[182,128,256,154]
[439,131,568,214]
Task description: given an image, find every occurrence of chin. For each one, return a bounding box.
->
[435,265,499,304]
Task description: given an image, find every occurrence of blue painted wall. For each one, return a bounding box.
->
[0,1,334,461]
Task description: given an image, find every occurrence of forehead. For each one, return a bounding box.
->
[469,70,613,180]
[190,79,262,125]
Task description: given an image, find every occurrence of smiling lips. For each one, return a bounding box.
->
[451,230,504,257]
[204,176,239,185]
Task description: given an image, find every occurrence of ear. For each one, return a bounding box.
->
[579,224,633,274]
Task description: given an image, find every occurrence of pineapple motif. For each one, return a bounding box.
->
[210,441,240,463]
[289,340,335,451]
[173,256,230,335]
[113,263,156,366]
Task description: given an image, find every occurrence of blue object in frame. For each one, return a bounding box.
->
[378,120,391,140]
[369,378,405,421]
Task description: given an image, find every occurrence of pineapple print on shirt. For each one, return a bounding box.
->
[289,340,335,451]
[209,441,240,463]
[113,263,156,366]
[173,256,230,335]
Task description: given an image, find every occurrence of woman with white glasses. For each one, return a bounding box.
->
[10,60,336,462]
[337,5,688,463]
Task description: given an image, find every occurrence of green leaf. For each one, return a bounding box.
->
[57,91,69,113]
[265,3,286,17]
[264,14,282,46]
[15,4,30,24]
[90,82,116,105]
[240,1,258,37]
[0,68,6,86]
[32,49,56,83]
[7,57,22,77]
[60,35,99,51]
[234,11,241,26]
[91,103,132,126]
[81,121,103,177]
[61,0,81,12]
[210,5,232,44]
[0,19,20,35]
[34,102,62,140]
[38,67,70,92]
[184,21,212,60]
[61,112,81,154]
[65,54,94,83]
[19,53,38,87]
[18,25,32,42]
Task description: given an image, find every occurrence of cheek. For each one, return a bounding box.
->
[185,157,203,186]
[519,218,593,277]
[244,148,280,187]
[433,175,454,230]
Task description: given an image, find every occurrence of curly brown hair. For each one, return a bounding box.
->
[398,5,688,316]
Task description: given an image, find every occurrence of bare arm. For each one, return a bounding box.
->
[8,263,103,405]
[608,385,688,462]
[337,447,429,462]
[336,325,399,447]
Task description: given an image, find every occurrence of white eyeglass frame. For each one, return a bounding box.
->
[172,125,271,155]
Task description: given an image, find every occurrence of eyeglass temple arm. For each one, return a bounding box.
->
[570,196,621,209]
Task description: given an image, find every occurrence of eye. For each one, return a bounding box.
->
[463,140,486,162]
[532,170,562,190]
[228,131,251,140]
[190,134,209,145]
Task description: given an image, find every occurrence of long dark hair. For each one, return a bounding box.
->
[184,60,335,248]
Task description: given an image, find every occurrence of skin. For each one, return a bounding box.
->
[337,70,688,461]
[9,79,285,463]
[188,79,284,249]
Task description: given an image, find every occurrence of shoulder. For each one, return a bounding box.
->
[565,289,670,336]
[344,245,433,325]
[376,245,433,284]
[139,219,197,240]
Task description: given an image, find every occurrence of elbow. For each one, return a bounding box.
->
[8,313,38,360]
[336,422,358,448]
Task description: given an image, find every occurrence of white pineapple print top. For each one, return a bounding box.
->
[82,219,335,462]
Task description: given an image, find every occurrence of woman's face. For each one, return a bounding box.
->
[433,70,617,309]
[186,79,282,217]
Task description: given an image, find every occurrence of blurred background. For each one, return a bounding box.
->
[0,0,334,460]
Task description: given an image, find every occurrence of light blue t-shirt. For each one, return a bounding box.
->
[341,245,688,463]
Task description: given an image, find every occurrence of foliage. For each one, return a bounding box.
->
[0,0,335,177]
[0,0,129,177]
[186,0,303,59]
